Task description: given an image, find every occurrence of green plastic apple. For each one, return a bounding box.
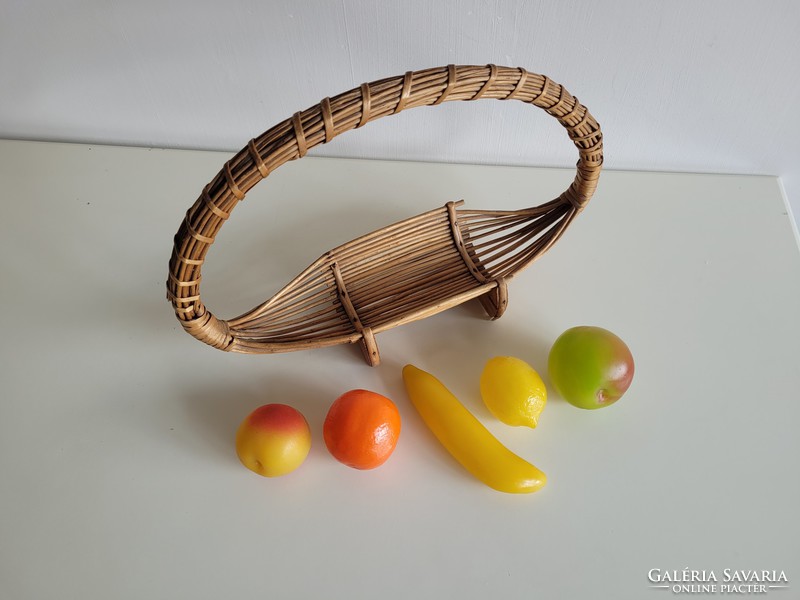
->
[548,326,634,409]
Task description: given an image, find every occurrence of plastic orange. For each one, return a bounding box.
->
[323,389,401,470]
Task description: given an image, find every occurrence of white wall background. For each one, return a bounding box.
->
[2,0,799,230]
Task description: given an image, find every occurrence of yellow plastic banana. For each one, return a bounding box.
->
[402,364,546,494]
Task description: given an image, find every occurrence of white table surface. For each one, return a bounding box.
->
[1,139,799,599]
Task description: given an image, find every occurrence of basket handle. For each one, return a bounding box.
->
[167,64,603,349]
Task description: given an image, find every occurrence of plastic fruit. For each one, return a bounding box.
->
[403,364,546,494]
[548,326,634,409]
[323,389,401,470]
[235,404,311,477]
[480,356,547,428]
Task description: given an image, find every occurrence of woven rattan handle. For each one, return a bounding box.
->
[167,64,603,349]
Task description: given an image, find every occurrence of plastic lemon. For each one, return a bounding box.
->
[480,356,547,428]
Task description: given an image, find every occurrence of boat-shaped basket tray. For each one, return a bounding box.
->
[167,65,603,365]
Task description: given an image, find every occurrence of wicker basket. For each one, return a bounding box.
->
[167,65,603,365]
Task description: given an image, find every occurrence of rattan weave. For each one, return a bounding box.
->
[167,65,603,365]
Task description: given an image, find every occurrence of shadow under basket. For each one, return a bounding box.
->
[166,64,603,366]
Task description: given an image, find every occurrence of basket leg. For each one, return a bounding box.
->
[359,326,381,366]
[478,277,509,320]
